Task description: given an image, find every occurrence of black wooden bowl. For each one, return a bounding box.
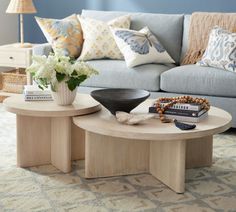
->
[90,89,150,115]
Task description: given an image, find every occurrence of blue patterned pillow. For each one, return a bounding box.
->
[198,26,236,72]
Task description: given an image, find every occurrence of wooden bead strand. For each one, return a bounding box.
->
[154,96,210,123]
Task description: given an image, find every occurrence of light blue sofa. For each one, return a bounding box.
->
[33,10,236,127]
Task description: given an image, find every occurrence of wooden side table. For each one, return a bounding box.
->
[3,94,101,173]
[0,43,39,85]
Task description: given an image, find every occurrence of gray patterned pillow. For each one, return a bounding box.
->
[198,26,236,72]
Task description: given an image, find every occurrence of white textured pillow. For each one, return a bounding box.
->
[111,27,175,68]
[78,15,131,61]
[198,26,236,72]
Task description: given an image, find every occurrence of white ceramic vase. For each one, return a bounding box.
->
[51,81,77,106]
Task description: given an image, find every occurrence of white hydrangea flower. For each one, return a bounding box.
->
[26,54,99,91]
[73,61,98,76]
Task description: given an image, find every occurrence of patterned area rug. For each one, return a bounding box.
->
[0,104,236,212]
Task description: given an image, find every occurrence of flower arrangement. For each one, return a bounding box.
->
[26,54,98,91]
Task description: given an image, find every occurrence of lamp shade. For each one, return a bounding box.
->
[6,0,37,14]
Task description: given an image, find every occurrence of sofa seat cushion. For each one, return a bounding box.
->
[160,65,236,97]
[82,60,175,91]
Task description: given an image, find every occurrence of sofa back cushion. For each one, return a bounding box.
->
[81,10,184,64]
[180,15,191,62]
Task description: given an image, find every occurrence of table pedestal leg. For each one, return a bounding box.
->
[186,136,213,169]
[17,115,83,173]
[71,123,85,160]
[17,115,51,167]
[85,132,150,178]
[84,131,214,193]
[150,140,186,194]
[51,117,71,173]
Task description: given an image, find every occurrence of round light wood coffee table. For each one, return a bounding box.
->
[4,94,101,173]
[73,100,232,193]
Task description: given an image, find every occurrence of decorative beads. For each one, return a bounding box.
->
[154,96,211,123]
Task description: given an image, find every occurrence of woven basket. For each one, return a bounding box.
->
[0,73,2,90]
[2,69,27,93]
[0,95,9,103]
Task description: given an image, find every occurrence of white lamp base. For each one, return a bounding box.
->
[13,43,33,48]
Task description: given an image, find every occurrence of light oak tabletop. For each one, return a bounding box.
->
[73,99,232,141]
[3,93,101,117]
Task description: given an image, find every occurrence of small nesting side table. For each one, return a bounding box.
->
[3,94,101,173]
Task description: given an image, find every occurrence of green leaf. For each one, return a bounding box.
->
[38,85,44,90]
[37,78,48,89]
[69,57,76,64]
[66,75,88,91]
[56,72,66,82]
[66,77,78,91]
[77,75,87,84]
[34,77,50,91]
[50,83,56,92]
[71,70,77,76]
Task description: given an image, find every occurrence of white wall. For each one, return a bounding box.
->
[0,0,18,45]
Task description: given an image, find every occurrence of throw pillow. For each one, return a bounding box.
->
[111,27,175,68]
[78,15,131,61]
[35,15,83,58]
[198,26,236,72]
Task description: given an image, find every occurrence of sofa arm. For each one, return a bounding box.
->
[33,43,53,56]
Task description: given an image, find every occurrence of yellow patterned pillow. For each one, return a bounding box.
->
[35,15,83,58]
[78,15,131,60]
